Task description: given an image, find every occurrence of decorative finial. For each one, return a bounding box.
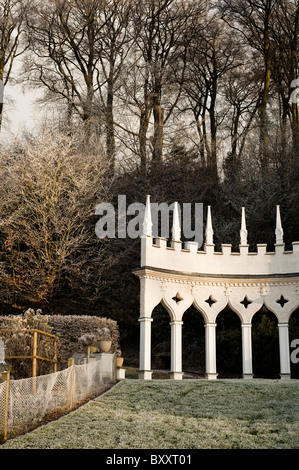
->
[172,202,181,242]
[142,195,153,237]
[205,206,214,245]
[275,205,284,245]
[240,207,248,245]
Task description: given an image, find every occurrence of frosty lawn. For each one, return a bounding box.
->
[1,379,299,449]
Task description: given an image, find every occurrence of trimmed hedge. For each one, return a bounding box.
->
[48,315,120,366]
[0,313,120,371]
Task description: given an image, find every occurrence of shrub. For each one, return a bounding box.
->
[0,308,54,378]
[47,315,119,366]
[0,312,120,377]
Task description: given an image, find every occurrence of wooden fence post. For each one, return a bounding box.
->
[32,331,38,395]
[68,358,75,411]
[1,371,10,441]
[32,331,37,378]
[53,338,57,373]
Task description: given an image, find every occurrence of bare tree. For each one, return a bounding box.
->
[0,128,113,307]
[182,10,241,179]
[24,0,134,174]
[122,0,200,174]
[270,0,299,158]
[95,0,133,173]
[0,0,31,130]
[223,63,262,164]
[24,0,108,144]
[220,0,278,171]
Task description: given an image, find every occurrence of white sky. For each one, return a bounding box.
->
[0,52,45,146]
[0,84,39,144]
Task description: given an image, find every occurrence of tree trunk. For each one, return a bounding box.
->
[231,107,241,162]
[137,72,152,176]
[195,116,206,166]
[152,97,164,169]
[208,79,218,180]
[139,110,149,176]
[201,105,211,164]
[210,112,217,167]
[260,20,271,171]
[106,77,116,175]
[279,94,288,152]
[83,83,94,147]
[259,68,270,169]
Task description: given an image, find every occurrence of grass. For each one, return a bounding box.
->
[1,377,299,450]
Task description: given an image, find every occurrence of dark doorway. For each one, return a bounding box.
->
[182,305,205,377]
[252,306,280,378]
[216,307,242,378]
[151,303,171,371]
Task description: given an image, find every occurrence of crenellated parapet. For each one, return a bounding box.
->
[140,196,299,278]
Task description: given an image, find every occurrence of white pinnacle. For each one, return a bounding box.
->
[275,205,284,245]
[172,202,181,242]
[142,195,153,237]
[205,206,214,245]
[240,207,248,246]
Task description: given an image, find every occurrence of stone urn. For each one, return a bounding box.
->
[97,328,112,352]
[116,356,124,367]
[87,345,97,355]
[82,345,97,355]
[98,339,112,352]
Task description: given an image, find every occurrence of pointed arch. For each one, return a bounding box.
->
[151,303,172,372]
[182,304,206,377]
[223,299,244,323]
[227,286,264,324]
[216,306,242,378]
[189,300,209,324]
[193,288,229,324]
[251,306,280,379]
[161,297,176,322]
[263,285,299,323]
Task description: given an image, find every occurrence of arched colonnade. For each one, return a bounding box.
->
[133,197,299,380]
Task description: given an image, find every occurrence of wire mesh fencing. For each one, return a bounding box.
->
[0,355,116,441]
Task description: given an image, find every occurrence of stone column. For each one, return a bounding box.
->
[138,317,153,380]
[278,323,291,380]
[170,321,184,380]
[205,323,218,380]
[241,323,253,379]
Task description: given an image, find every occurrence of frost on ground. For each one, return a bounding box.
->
[1,379,299,449]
